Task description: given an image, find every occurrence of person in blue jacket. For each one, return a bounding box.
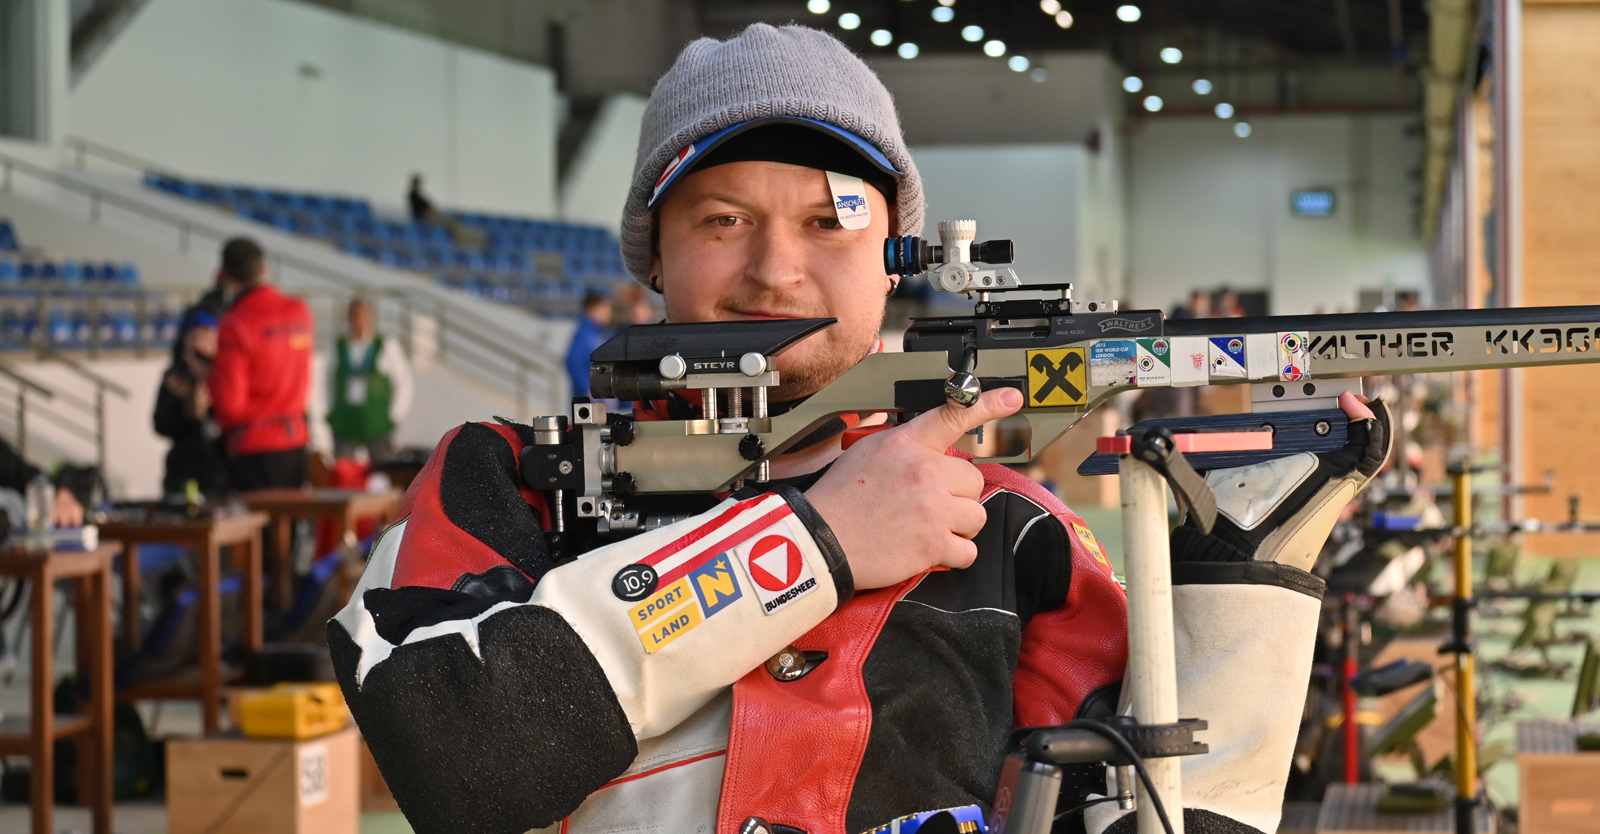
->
[563,291,613,398]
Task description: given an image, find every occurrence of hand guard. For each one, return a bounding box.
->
[1173,400,1393,571]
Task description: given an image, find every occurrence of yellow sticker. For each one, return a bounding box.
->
[1071,521,1109,567]
[632,577,704,653]
[1026,348,1087,407]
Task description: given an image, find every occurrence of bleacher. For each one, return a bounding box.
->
[143,173,630,315]
[0,218,178,352]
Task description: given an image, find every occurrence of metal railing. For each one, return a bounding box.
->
[2,145,564,416]
[0,352,127,471]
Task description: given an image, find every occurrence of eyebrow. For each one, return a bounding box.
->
[691,193,836,213]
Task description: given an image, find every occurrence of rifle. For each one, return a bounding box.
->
[526,220,1600,551]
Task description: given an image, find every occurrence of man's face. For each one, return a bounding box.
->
[349,303,374,339]
[652,160,892,401]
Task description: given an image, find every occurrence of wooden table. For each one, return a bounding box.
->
[0,544,118,834]
[239,488,399,610]
[1516,719,1600,834]
[100,512,269,734]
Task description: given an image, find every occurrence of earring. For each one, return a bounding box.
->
[886,277,899,297]
[649,275,663,294]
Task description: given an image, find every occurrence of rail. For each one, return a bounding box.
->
[0,363,53,462]
[2,146,563,414]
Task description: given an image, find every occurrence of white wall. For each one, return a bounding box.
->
[1127,113,1425,315]
[913,138,1126,303]
[67,0,558,217]
[560,93,648,232]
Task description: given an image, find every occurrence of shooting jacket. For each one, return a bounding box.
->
[331,412,1323,834]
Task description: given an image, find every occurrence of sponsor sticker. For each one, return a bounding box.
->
[629,547,744,652]
[1170,337,1209,387]
[1277,331,1309,381]
[1089,340,1137,387]
[1135,338,1171,387]
[825,171,872,230]
[1026,347,1087,406]
[1207,337,1247,379]
[1070,521,1110,567]
[737,522,819,616]
[611,563,659,602]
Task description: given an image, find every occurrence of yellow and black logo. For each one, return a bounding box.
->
[1026,348,1087,407]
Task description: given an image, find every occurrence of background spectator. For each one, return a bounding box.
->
[564,290,614,399]
[154,310,229,498]
[327,297,413,461]
[208,237,315,491]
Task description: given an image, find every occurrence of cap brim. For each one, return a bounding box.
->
[647,116,901,210]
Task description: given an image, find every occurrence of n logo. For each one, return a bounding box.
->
[689,555,742,617]
[1027,348,1087,406]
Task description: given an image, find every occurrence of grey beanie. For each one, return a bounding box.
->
[619,23,925,285]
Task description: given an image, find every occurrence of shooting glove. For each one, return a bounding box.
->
[1090,402,1394,834]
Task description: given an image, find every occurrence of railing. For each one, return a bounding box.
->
[0,364,53,461]
[3,144,564,415]
[0,351,127,471]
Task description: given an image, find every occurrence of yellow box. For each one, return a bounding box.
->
[237,683,350,740]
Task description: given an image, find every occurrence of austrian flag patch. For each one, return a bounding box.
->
[736,521,818,616]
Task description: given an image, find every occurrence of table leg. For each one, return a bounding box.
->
[272,516,293,611]
[30,566,53,834]
[120,538,139,653]
[240,536,263,652]
[199,536,221,734]
[91,568,113,834]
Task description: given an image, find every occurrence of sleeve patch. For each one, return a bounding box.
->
[1070,520,1110,567]
[736,522,818,616]
[631,553,744,653]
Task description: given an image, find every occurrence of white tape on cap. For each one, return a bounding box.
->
[825,171,872,230]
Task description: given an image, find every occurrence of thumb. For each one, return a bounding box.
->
[897,386,1024,451]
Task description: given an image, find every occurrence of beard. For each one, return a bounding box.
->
[708,287,881,403]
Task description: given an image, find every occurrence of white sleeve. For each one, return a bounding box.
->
[1087,565,1322,834]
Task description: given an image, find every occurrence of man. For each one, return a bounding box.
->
[331,25,1390,834]
[327,297,413,461]
[154,309,229,498]
[564,291,613,398]
[208,237,314,491]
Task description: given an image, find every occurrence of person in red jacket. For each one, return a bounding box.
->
[207,237,314,491]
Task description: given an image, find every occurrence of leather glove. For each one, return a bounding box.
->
[1173,398,1393,572]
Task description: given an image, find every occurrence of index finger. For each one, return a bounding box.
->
[894,386,1024,452]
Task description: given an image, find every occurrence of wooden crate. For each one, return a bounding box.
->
[1515,720,1600,834]
[359,734,400,811]
[166,725,359,834]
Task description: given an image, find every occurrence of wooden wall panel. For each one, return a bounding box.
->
[1518,2,1600,554]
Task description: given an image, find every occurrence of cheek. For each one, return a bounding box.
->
[660,233,742,319]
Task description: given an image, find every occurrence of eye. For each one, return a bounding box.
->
[712,215,740,227]
[815,217,840,230]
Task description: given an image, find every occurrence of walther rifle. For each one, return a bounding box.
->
[521,220,1600,834]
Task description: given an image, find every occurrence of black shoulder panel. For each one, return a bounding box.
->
[1101,807,1267,834]
[329,606,637,834]
[438,422,552,581]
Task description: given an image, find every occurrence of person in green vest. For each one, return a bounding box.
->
[327,297,413,461]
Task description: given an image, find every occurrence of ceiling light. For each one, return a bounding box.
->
[1192,78,1212,95]
[937,0,954,5]
[1008,55,1030,72]
[1040,0,1061,13]
[1143,95,1163,112]
[1234,121,1252,137]
[806,0,830,13]
[1055,10,1073,27]
[1160,47,1182,64]
[1122,75,1143,93]
[838,12,861,29]
[961,24,983,41]
[1214,102,1234,118]
[898,42,920,59]
[870,29,893,46]
[931,6,954,22]
[983,39,1006,57]
[1116,5,1141,22]
[1030,66,1049,82]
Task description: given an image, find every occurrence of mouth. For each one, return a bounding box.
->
[728,309,806,321]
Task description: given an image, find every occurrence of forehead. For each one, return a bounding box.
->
[661,160,832,209]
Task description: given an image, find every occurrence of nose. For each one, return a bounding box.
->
[743,221,808,294]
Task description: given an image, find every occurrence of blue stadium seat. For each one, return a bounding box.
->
[59,262,81,283]
[0,262,16,283]
[0,222,16,251]
[118,264,139,285]
[39,262,59,281]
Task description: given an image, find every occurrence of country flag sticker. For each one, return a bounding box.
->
[1276,331,1310,381]
[737,521,818,616]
